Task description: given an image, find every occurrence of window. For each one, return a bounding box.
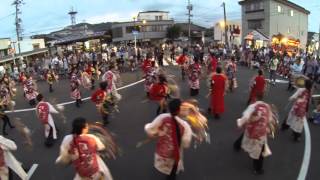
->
[290,10,294,16]
[159,16,163,20]
[245,2,264,12]
[248,20,263,30]
[126,26,135,33]
[32,43,40,50]
[112,27,123,38]
[277,5,282,13]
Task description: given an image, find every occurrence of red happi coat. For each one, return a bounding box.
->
[37,102,49,124]
[249,75,266,103]
[245,103,270,139]
[210,56,218,72]
[142,59,153,74]
[176,55,187,65]
[211,74,227,114]
[91,89,106,105]
[156,116,184,163]
[292,90,310,118]
[149,83,168,102]
[69,135,99,178]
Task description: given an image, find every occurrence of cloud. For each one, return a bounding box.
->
[85,11,138,24]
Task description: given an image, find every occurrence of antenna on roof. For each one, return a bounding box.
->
[68,6,78,26]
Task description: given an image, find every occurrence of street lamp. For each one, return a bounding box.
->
[142,19,147,41]
[132,16,137,55]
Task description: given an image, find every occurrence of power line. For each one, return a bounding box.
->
[0,12,15,22]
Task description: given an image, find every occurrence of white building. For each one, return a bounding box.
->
[214,20,242,46]
[137,11,169,21]
[239,0,310,49]
[112,11,174,43]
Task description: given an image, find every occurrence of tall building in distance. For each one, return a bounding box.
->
[239,0,310,48]
[112,11,174,43]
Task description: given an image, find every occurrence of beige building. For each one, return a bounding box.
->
[112,11,174,43]
[214,20,242,46]
[239,0,310,48]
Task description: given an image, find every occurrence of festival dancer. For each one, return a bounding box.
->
[187,57,201,96]
[233,94,277,175]
[176,49,189,80]
[207,52,218,74]
[102,64,122,102]
[70,71,82,108]
[0,101,14,136]
[85,63,96,90]
[225,57,237,92]
[247,70,266,105]
[143,61,158,97]
[35,94,59,147]
[24,74,38,106]
[91,82,113,126]
[47,69,57,93]
[56,117,113,180]
[0,136,30,180]
[144,99,192,180]
[281,80,312,142]
[149,74,169,115]
[209,67,227,119]
[81,69,92,89]
[141,55,153,75]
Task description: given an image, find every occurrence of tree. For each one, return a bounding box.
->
[166,25,182,40]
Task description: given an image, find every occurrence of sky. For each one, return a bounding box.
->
[0,0,319,39]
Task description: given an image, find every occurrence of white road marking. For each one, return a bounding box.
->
[266,79,289,83]
[27,164,38,179]
[297,121,311,180]
[5,79,146,114]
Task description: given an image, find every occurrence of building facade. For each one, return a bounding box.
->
[214,20,242,46]
[112,11,174,43]
[239,0,309,48]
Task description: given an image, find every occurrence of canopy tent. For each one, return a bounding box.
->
[245,30,269,41]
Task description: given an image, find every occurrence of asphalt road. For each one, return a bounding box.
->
[4,64,320,180]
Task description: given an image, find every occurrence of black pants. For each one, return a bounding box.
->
[158,58,163,67]
[166,163,178,180]
[29,99,36,106]
[233,133,244,151]
[45,126,54,147]
[75,99,81,107]
[253,145,265,172]
[102,113,109,126]
[91,78,95,90]
[49,84,53,92]
[190,88,199,96]
[292,131,302,141]
[1,114,14,135]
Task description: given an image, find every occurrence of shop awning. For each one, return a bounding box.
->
[0,48,48,63]
[245,30,269,41]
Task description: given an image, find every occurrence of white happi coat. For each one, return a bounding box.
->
[237,101,273,159]
[0,136,28,180]
[56,134,113,180]
[36,101,59,139]
[102,71,117,93]
[145,114,192,175]
[286,88,309,133]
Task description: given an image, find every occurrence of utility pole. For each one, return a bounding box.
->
[13,0,23,64]
[222,2,228,47]
[187,0,193,45]
[318,24,320,58]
